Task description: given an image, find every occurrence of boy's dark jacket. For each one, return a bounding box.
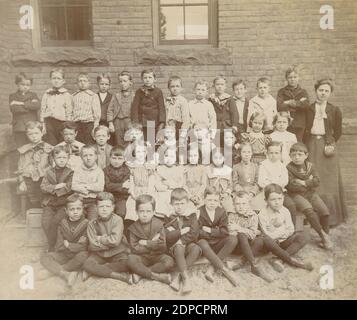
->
[97,92,113,124]
[103,164,130,200]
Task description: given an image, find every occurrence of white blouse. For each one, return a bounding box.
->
[311,102,327,135]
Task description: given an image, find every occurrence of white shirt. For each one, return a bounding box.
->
[258,159,289,190]
[206,208,216,223]
[311,102,327,135]
[270,131,297,165]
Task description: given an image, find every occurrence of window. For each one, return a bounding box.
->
[154,0,217,46]
[38,0,92,46]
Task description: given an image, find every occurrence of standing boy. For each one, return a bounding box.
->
[93,125,113,169]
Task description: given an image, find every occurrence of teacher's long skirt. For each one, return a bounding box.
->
[307,136,348,226]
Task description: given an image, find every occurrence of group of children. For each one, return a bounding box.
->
[9,65,347,293]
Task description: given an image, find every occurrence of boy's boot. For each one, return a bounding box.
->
[321,230,333,250]
[151,272,171,285]
[204,265,215,282]
[181,271,192,294]
[169,272,180,292]
[221,267,238,287]
[67,271,79,287]
[289,257,314,271]
[251,264,274,283]
[132,273,142,284]
[269,258,285,273]
[110,272,132,284]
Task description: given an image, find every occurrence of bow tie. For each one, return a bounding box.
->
[48,88,62,96]
[141,86,154,96]
[233,96,245,102]
[99,146,106,152]
[166,96,177,105]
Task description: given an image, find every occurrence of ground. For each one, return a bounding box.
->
[0,207,356,300]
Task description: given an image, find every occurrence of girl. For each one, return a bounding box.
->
[304,78,347,227]
[241,112,271,164]
[270,112,297,165]
[206,148,234,213]
[222,129,240,167]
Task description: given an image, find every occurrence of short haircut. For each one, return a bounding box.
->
[97,72,111,84]
[264,183,284,200]
[256,77,270,87]
[15,72,33,85]
[80,145,97,157]
[119,71,133,81]
[93,125,110,136]
[66,193,83,206]
[232,79,247,90]
[238,142,253,155]
[97,191,115,204]
[141,69,156,79]
[204,186,219,198]
[267,141,282,152]
[213,75,226,85]
[50,68,64,79]
[290,142,308,154]
[170,188,189,203]
[130,122,143,131]
[314,78,334,93]
[194,79,209,89]
[285,65,299,79]
[110,146,125,157]
[168,75,182,88]
[234,190,250,201]
[135,194,156,211]
[25,121,43,132]
[52,145,69,158]
[62,121,78,132]
[248,112,266,128]
[78,73,90,81]
[273,111,293,126]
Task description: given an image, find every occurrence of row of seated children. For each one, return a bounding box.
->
[39,185,314,294]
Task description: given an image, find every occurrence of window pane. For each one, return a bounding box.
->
[66,6,91,40]
[160,0,183,5]
[185,5,208,39]
[40,0,65,6]
[185,0,208,4]
[160,6,184,40]
[41,7,66,40]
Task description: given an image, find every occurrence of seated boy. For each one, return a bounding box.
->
[197,187,238,287]
[83,192,132,284]
[164,188,201,294]
[287,142,332,249]
[258,184,312,272]
[41,146,73,251]
[127,194,175,285]
[71,145,104,220]
[93,125,113,169]
[39,194,89,287]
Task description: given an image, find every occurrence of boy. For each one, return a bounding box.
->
[197,187,238,286]
[9,73,40,147]
[40,68,73,146]
[107,71,135,147]
[56,121,84,171]
[103,146,130,222]
[248,77,277,133]
[131,69,165,141]
[72,73,101,144]
[96,73,113,127]
[277,66,309,142]
[17,121,53,208]
[258,184,312,272]
[41,146,73,251]
[39,194,89,286]
[229,79,249,134]
[188,80,217,139]
[93,125,113,169]
[127,194,175,285]
[83,192,132,284]
[72,145,104,220]
[287,142,332,249]
[164,188,201,294]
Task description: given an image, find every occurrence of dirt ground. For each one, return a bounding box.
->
[0,207,356,300]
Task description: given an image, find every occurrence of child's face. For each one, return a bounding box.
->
[169,80,182,96]
[214,79,226,95]
[290,150,308,165]
[266,192,284,212]
[81,149,97,168]
[233,84,247,99]
[54,151,69,168]
[26,127,43,144]
[251,118,264,133]
[129,128,143,141]
[78,76,90,90]
[195,84,208,100]
[164,150,176,167]
[62,128,77,144]
[119,75,132,91]
[98,78,110,93]
[275,116,289,132]
[137,202,155,224]
[316,84,331,102]
[267,145,282,163]
[18,79,31,94]
[97,199,114,220]
[134,145,146,163]
[110,154,125,168]
[188,149,199,165]
[171,198,188,216]
[94,129,110,146]
[212,151,224,167]
[204,194,220,211]
[287,72,299,88]
[164,127,176,141]
[224,131,236,147]
[234,196,251,216]
[240,145,253,163]
[142,72,156,87]
[51,72,65,89]
[257,82,270,98]
[66,200,83,222]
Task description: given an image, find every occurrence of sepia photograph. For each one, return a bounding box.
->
[0,0,356,302]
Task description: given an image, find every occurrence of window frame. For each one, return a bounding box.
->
[152,0,218,47]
